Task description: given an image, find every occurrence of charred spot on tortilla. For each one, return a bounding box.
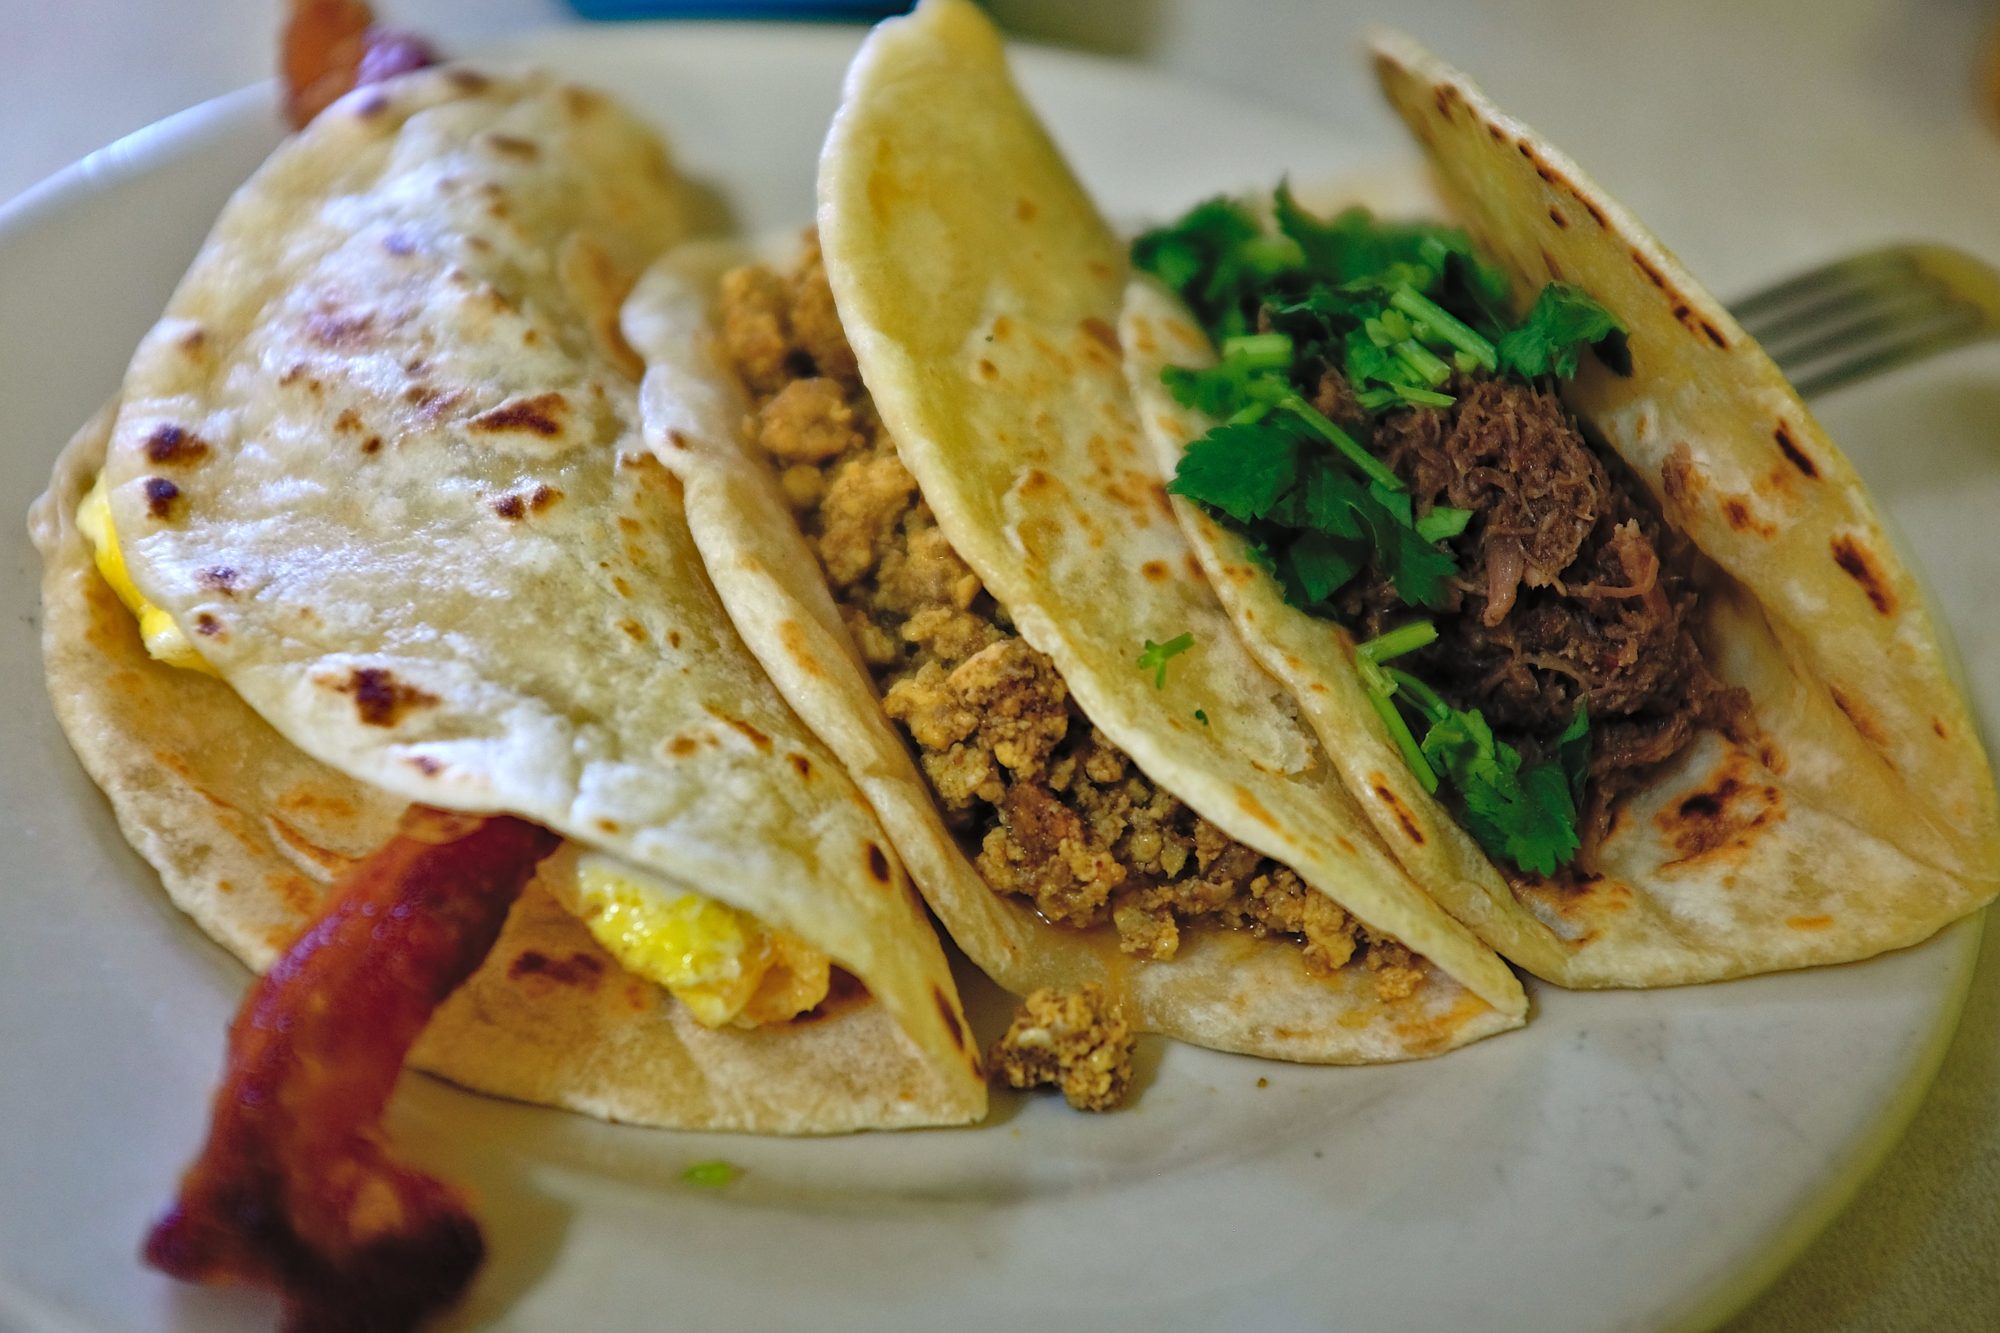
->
[1774,420,1818,478]
[1657,763,1782,862]
[484,133,541,160]
[867,842,892,884]
[142,477,180,519]
[1372,779,1426,845]
[715,711,773,751]
[507,949,604,989]
[1830,534,1896,615]
[931,983,968,1051]
[470,391,567,436]
[194,614,223,638]
[338,667,440,727]
[305,307,376,349]
[144,425,209,466]
[1721,495,1775,538]
[1081,316,1120,355]
[198,566,239,595]
[1830,683,1891,747]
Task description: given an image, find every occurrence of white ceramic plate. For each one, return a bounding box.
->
[0,24,1986,1333]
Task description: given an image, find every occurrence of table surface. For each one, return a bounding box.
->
[5,2,1995,1329]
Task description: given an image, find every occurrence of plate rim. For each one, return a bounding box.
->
[0,21,1985,1333]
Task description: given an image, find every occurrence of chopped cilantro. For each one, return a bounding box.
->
[1137,633,1195,688]
[1169,422,1300,523]
[1349,629,1590,876]
[1557,702,1592,810]
[1167,419,1457,615]
[1132,197,1290,339]
[1194,708,1209,726]
[1496,282,1631,379]
[1137,186,1624,874]
[1357,620,1438,663]
[1415,505,1473,543]
[683,1161,741,1188]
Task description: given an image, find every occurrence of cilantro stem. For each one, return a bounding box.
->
[1385,667,1453,725]
[1242,234,1303,277]
[1366,687,1439,793]
[1220,332,1294,368]
[1357,621,1438,664]
[1393,339,1453,388]
[1279,394,1405,493]
[1391,286,1497,371]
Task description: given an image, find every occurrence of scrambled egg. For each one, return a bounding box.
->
[569,853,831,1028]
[77,474,218,676]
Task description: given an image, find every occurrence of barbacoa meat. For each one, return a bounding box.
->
[1329,372,1742,846]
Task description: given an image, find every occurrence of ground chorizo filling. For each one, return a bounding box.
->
[718,238,1423,1000]
[991,984,1135,1112]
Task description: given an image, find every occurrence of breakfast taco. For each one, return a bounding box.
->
[33,60,982,1328]
[1118,34,2000,986]
[619,0,1527,1067]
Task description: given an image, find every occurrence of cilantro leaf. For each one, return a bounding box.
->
[1285,530,1365,605]
[1137,633,1196,689]
[1370,508,1458,610]
[1298,463,1368,539]
[1415,505,1473,543]
[1168,422,1299,523]
[1506,763,1585,875]
[1496,283,1631,379]
[1134,197,1294,340]
[683,1161,741,1188]
[1161,334,1295,419]
[1273,183,1493,293]
[1557,703,1591,810]
[1417,706,1581,876]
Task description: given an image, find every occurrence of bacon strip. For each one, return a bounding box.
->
[144,809,559,1332]
[282,0,437,129]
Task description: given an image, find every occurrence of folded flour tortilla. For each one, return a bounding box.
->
[33,65,984,1131]
[621,0,1528,1062]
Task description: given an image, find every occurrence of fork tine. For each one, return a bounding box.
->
[1749,285,1951,357]
[1731,248,1924,326]
[1729,243,2000,397]
[1778,308,1989,399]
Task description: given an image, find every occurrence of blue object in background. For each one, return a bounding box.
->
[566,1,909,18]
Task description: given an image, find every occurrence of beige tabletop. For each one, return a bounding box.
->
[4,0,1994,1326]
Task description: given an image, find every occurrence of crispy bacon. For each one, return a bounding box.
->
[143,808,559,1332]
[282,0,438,129]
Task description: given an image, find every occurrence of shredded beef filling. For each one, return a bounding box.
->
[719,240,1423,999]
[1319,370,1744,847]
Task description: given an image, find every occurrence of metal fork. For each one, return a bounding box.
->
[1731,244,2000,398]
